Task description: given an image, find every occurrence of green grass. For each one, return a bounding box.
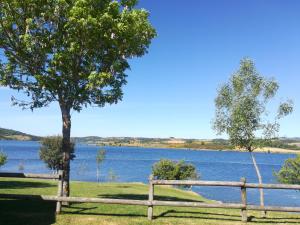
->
[0,178,300,225]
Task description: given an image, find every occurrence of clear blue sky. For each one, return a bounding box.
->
[0,0,299,139]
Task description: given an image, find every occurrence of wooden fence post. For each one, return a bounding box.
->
[56,170,64,214]
[240,177,247,222]
[148,174,154,221]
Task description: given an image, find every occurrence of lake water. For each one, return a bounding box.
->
[0,140,299,207]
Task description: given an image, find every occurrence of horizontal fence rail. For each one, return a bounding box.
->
[151,179,300,190]
[148,176,300,222]
[0,171,64,213]
[0,172,60,180]
[1,172,300,222]
[152,180,244,187]
[245,183,300,190]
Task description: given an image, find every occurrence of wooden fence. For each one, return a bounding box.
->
[0,171,64,214]
[148,176,300,221]
[1,172,300,222]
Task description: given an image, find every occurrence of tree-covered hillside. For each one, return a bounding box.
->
[0,128,40,141]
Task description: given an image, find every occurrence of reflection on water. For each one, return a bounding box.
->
[0,140,299,207]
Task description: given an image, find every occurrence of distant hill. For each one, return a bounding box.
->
[0,128,40,141]
[1,128,300,152]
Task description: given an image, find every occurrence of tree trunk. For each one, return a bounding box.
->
[97,165,99,183]
[250,151,267,217]
[60,104,71,198]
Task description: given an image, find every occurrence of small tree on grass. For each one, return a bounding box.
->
[39,136,75,173]
[0,152,7,168]
[276,155,300,185]
[213,58,293,216]
[108,169,119,182]
[152,159,199,180]
[96,149,106,182]
[18,161,25,171]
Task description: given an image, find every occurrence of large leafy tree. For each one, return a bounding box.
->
[213,58,293,215]
[0,0,156,196]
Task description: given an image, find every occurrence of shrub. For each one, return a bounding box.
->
[152,159,199,180]
[0,151,7,168]
[275,155,300,184]
[39,136,75,173]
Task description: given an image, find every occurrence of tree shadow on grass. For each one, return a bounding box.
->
[158,209,241,218]
[63,204,98,213]
[0,180,56,189]
[98,193,204,202]
[65,209,146,218]
[0,199,56,225]
[63,206,300,224]
[157,209,300,224]
[63,204,300,224]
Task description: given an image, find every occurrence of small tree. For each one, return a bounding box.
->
[152,159,199,180]
[39,136,75,173]
[0,152,7,168]
[213,58,293,216]
[96,149,106,182]
[108,169,119,182]
[18,160,25,171]
[276,155,300,185]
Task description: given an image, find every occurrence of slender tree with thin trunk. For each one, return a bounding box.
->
[96,149,106,183]
[213,58,293,217]
[0,0,156,197]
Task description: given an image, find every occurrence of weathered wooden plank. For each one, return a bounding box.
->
[152,180,244,187]
[245,183,300,190]
[247,205,300,212]
[56,196,150,205]
[152,200,244,209]
[0,172,60,179]
[56,170,64,214]
[148,175,154,221]
[240,177,247,222]
[0,194,150,205]
[3,193,300,214]
[152,179,300,190]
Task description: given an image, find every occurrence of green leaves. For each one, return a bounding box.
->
[213,58,293,151]
[152,159,199,181]
[276,155,300,185]
[0,151,7,168]
[96,149,106,164]
[278,100,294,119]
[0,0,156,111]
[39,136,75,172]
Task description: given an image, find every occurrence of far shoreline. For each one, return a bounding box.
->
[96,143,300,155]
[1,139,299,155]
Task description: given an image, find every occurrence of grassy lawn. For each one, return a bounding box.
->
[0,178,300,225]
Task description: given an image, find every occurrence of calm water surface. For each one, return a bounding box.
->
[0,140,299,207]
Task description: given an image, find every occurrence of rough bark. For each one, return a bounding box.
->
[250,151,267,217]
[60,103,71,198]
